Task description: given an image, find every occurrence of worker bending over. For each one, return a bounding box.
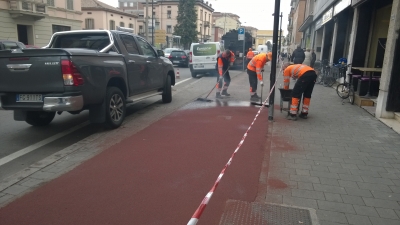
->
[282,63,318,120]
[215,50,235,99]
[247,52,272,101]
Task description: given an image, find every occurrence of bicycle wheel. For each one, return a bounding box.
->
[348,87,355,105]
[336,83,349,99]
[325,76,336,87]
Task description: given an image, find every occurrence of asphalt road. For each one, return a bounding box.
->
[0,66,244,182]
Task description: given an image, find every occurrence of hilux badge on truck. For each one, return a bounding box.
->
[45,62,59,65]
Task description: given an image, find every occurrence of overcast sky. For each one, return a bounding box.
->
[98,0,292,33]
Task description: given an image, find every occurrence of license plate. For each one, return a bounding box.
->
[173,61,180,63]
[194,64,204,68]
[16,94,43,102]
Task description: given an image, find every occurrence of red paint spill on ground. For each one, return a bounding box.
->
[268,178,288,189]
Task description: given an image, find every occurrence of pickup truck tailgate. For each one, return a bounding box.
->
[0,49,68,93]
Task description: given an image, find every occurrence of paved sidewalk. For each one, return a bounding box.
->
[264,63,400,225]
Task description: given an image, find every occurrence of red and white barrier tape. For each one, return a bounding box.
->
[187,80,278,225]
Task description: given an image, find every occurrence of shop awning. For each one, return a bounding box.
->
[298,15,313,32]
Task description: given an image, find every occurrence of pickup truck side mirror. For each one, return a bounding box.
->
[157,50,165,57]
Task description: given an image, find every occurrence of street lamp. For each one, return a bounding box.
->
[151,0,154,45]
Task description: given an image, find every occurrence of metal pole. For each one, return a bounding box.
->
[279,12,283,57]
[269,0,280,121]
[224,13,226,34]
[152,0,154,45]
[145,0,149,41]
[243,27,245,71]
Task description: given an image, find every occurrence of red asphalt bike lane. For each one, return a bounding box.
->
[0,103,270,225]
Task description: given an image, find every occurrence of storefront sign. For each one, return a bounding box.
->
[334,0,351,16]
[321,7,333,25]
[352,0,368,7]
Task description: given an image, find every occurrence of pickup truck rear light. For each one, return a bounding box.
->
[61,59,84,86]
[181,56,187,59]
[189,52,192,63]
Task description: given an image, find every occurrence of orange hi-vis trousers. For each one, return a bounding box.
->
[289,71,317,115]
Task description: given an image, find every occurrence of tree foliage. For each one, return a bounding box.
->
[174,0,198,49]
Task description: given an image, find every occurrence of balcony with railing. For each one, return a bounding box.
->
[9,0,47,20]
[204,21,210,27]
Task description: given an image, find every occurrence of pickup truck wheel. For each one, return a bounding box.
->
[105,87,126,129]
[25,111,56,126]
[162,75,172,103]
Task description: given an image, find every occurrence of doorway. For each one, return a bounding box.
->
[17,24,34,45]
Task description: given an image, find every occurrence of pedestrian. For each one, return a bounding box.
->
[291,45,305,64]
[310,49,316,68]
[215,49,235,98]
[246,48,255,64]
[282,63,318,120]
[247,52,272,101]
[302,49,312,66]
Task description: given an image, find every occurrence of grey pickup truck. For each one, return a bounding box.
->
[0,30,175,129]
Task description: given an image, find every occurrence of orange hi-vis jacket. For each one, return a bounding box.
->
[247,52,272,80]
[246,50,255,60]
[283,64,315,80]
[217,51,235,76]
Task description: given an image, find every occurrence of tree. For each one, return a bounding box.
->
[174,0,198,49]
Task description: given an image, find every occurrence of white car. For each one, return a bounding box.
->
[164,48,180,58]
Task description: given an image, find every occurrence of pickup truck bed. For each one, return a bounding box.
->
[0,30,175,128]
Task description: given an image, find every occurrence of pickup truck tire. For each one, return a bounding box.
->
[25,111,56,126]
[105,87,126,129]
[162,75,172,103]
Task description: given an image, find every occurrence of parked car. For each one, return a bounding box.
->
[164,48,180,57]
[189,42,224,78]
[0,30,175,129]
[168,50,189,67]
[0,40,26,50]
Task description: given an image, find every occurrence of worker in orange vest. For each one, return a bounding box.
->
[215,50,235,98]
[247,52,272,101]
[246,48,255,64]
[282,63,318,120]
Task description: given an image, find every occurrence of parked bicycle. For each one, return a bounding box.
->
[336,64,355,104]
[316,59,336,87]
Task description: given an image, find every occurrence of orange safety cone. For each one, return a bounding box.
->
[176,68,180,79]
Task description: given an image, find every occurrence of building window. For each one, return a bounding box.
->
[109,20,115,30]
[22,2,31,10]
[167,10,171,19]
[120,22,125,27]
[152,12,156,16]
[85,19,94,29]
[167,25,172,34]
[167,6,171,8]
[200,10,203,20]
[52,25,71,34]
[205,12,207,21]
[36,4,46,13]
[129,2,134,7]
[139,25,143,33]
[129,23,133,28]
[124,2,128,7]
[47,0,54,6]
[66,0,73,10]
[199,26,202,35]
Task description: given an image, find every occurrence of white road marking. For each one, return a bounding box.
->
[0,121,90,166]
[175,78,192,85]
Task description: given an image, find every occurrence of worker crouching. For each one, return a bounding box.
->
[282,63,318,120]
[247,52,272,101]
[215,50,235,99]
